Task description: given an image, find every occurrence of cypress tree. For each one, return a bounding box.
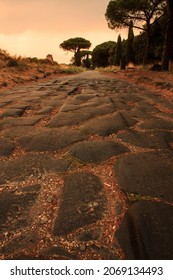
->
[126,20,135,64]
[114,34,122,66]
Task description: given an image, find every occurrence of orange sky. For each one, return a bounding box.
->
[0,0,128,63]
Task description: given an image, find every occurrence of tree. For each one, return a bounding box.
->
[126,20,135,64]
[60,37,91,66]
[161,0,173,70]
[105,0,166,64]
[114,34,122,66]
[92,41,115,67]
[80,50,92,68]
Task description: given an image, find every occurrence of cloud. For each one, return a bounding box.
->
[0,0,110,34]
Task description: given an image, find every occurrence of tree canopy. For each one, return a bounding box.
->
[60,37,91,66]
[105,0,166,64]
[92,41,115,67]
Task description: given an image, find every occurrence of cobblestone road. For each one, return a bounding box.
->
[0,71,173,259]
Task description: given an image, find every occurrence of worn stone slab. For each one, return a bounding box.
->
[18,127,87,152]
[139,118,173,130]
[47,104,114,128]
[114,151,173,201]
[0,116,43,128]
[117,130,172,149]
[70,141,129,163]
[0,138,15,156]
[4,126,35,139]
[59,101,100,112]
[0,154,71,183]
[0,232,38,254]
[53,172,106,236]
[80,112,132,136]
[35,106,53,115]
[0,186,41,233]
[0,108,25,118]
[115,201,173,259]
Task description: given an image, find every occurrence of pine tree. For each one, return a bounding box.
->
[114,34,122,66]
[126,20,135,64]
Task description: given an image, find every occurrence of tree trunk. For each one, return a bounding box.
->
[74,48,81,66]
[143,23,151,65]
[161,0,173,70]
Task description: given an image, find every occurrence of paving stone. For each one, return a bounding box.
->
[115,201,173,259]
[0,108,25,118]
[136,101,159,113]
[80,112,132,136]
[76,227,103,242]
[47,104,114,127]
[70,141,129,163]
[0,187,41,233]
[139,118,173,130]
[114,151,173,201]
[9,103,29,110]
[18,127,87,152]
[40,247,78,260]
[0,116,43,128]
[35,106,53,115]
[117,130,172,149]
[0,138,15,156]
[59,101,100,112]
[0,154,71,183]
[53,172,106,236]
[4,126,35,139]
[0,232,38,253]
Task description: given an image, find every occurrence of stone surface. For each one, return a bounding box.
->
[53,172,106,236]
[139,118,173,130]
[80,112,130,136]
[0,138,15,156]
[18,128,87,151]
[70,141,129,163]
[0,70,173,260]
[114,151,173,201]
[117,130,172,149]
[0,187,40,233]
[0,154,71,183]
[115,201,173,259]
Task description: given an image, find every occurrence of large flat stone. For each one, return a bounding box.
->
[53,172,106,236]
[0,108,25,118]
[47,104,114,127]
[114,151,173,201]
[0,138,15,156]
[139,118,173,130]
[80,112,133,136]
[18,127,87,152]
[0,154,71,183]
[115,201,173,259]
[0,116,43,128]
[70,141,129,163]
[0,185,41,233]
[117,130,172,149]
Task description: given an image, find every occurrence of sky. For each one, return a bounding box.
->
[0,0,128,64]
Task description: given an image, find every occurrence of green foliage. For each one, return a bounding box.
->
[114,34,122,66]
[105,0,166,64]
[92,41,115,67]
[126,20,135,64]
[59,66,85,74]
[60,37,91,66]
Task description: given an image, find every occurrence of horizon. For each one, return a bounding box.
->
[0,0,129,64]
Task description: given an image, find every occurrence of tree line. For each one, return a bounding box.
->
[60,0,173,71]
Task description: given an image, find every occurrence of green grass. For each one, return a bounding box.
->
[59,66,85,74]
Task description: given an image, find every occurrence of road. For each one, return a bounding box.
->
[0,70,173,259]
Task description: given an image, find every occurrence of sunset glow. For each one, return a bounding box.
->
[0,0,128,63]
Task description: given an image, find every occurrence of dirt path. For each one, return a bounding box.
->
[0,70,173,260]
